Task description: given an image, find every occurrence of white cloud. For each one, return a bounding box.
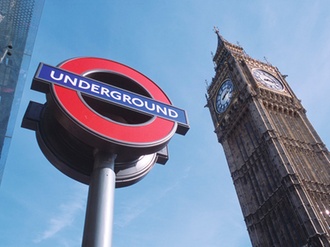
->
[33,186,87,243]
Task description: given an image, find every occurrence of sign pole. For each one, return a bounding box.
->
[82,150,117,247]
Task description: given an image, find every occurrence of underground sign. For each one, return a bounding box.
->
[22,57,189,187]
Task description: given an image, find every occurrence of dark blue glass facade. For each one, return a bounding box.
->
[0,0,44,184]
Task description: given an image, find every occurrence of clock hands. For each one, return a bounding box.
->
[222,91,229,100]
[221,89,232,103]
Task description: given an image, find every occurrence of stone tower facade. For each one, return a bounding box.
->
[206,30,330,246]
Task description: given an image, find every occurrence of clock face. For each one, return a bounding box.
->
[252,69,284,91]
[215,79,234,113]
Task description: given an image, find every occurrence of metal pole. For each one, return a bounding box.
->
[82,150,117,247]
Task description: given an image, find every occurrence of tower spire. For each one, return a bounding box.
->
[213,26,220,35]
[213,26,225,47]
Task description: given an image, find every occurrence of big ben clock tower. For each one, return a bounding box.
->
[206,29,330,247]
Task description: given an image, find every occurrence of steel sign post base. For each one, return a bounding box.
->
[82,151,117,247]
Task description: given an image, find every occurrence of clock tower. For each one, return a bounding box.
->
[206,30,330,246]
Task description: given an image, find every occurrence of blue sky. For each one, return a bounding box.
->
[1,1,330,246]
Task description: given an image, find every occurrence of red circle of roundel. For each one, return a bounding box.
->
[53,57,176,147]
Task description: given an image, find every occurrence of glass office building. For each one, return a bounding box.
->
[0,0,44,184]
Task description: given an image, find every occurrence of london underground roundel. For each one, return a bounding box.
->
[60,58,176,149]
[22,57,189,187]
[35,57,188,153]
